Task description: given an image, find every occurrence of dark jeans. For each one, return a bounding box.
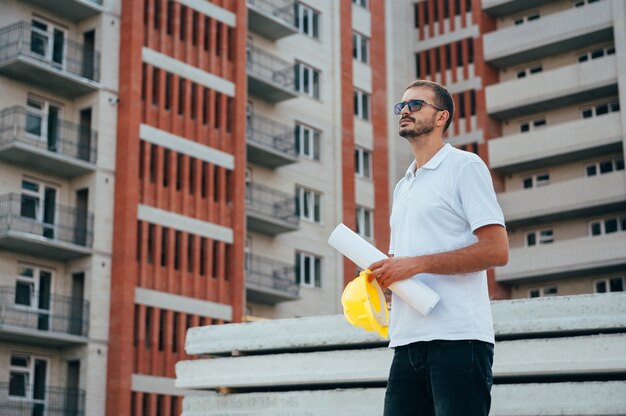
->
[384,340,494,416]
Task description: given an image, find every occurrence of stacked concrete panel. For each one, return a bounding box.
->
[176,293,626,415]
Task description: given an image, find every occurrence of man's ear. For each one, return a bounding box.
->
[437,110,449,127]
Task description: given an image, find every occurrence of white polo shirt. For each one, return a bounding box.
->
[388,143,505,347]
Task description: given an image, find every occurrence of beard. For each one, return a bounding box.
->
[399,112,437,140]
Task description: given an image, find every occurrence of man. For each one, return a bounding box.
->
[368,80,509,416]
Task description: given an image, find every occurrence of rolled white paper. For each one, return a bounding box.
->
[328,223,440,316]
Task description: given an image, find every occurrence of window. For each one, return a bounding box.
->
[595,276,625,293]
[519,117,546,133]
[353,32,370,64]
[522,173,549,189]
[354,147,371,178]
[25,96,62,145]
[581,100,619,118]
[574,0,602,7]
[589,216,626,236]
[294,63,320,99]
[356,206,373,239]
[352,0,368,8]
[295,186,322,223]
[516,64,543,78]
[585,158,624,177]
[295,123,321,160]
[9,353,48,414]
[578,44,614,62]
[526,229,553,246]
[294,3,320,39]
[354,89,370,121]
[30,19,65,67]
[20,179,57,238]
[295,251,322,288]
[529,286,557,298]
[513,11,539,25]
[15,265,52,327]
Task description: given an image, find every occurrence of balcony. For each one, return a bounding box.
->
[247,0,297,40]
[0,106,97,177]
[482,0,559,17]
[486,56,617,119]
[0,286,89,346]
[488,113,623,174]
[0,193,94,259]
[247,112,297,168]
[245,253,299,304]
[246,182,299,235]
[19,0,103,22]
[0,22,100,98]
[0,383,85,416]
[483,1,612,68]
[247,44,297,103]
[498,173,626,227]
[496,233,626,283]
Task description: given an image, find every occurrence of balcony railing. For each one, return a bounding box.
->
[246,182,298,224]
[0,21,100,81]
[247,112,297,168]
[0,286,89,337]
[247,43,296,102]
[247,0,295,26]
[0,193,94,248]
[245,253,299,302]
[0,106,97,165]
[0,382,85,416]
[19,0,103,22]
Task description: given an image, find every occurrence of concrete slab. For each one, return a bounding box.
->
[177,334,626,389]
[185,293,626,355]
[180,382,626,416]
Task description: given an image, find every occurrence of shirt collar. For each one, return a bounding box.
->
[405,143,453,178]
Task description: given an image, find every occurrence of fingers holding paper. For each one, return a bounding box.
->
[368,256,420,289]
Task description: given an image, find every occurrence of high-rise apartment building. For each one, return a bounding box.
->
[482,0,626,299]
[106,0,391,414]
[0,0,119,414]
[388,0,626,301]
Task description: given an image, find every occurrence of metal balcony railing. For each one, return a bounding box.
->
[247,0,295,25]
[247,43,294,90]
[0,106,97,164]
[0,21,100,82]
[0,382,85,416]
[0,286,89,337]
[247,112,296,157]
[0,193,94,248]
[245,182,299,226]
[245,253,299,297]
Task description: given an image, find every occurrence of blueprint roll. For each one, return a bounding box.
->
[328,223,440,316]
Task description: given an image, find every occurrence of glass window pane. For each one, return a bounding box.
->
[313,131,320,160]
[303,256,311,285]
[599,160,613,174]
[314,258,321,287]
[20,195,39,219]
[520,123,529,132]
[354,149,360,173]
[582,108,593,118]
[313,193,321,222]
[9,373,28,397]
[544,287,557,296]
[591,222,601,236]
[610,101,620,112]
[609,277,624,292]
[596,104,609,115]
[523,177,533,188]
[616,159,624,171]
[303,129,310,155]
[312,12,319,39]
[578,54,588,62]
[526,233,536,246]
[15,281,33,306]
[363,151,370,177]
[586,165,597,176]
[529,289,540,298]
[590,49,604,59]
[362,94,369,120]
[22,180,39,192]
[604,218,618,234]
[595,280,607,293]
[303,191,310,218]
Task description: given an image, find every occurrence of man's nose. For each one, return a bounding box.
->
[400,104,411,116]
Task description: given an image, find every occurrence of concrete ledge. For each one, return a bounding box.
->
[185,294,626,355]
[181,381,626,416]
[177,334,626,389]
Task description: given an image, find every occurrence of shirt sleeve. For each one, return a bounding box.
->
[457,160,505,232]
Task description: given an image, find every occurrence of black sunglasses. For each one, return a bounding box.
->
[393,99,444,115]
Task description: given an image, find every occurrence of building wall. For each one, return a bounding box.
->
[0,0,120,414]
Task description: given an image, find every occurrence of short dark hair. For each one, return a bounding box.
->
[405,80,454,133]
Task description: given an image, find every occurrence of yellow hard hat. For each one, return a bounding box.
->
[341,270,389,339]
